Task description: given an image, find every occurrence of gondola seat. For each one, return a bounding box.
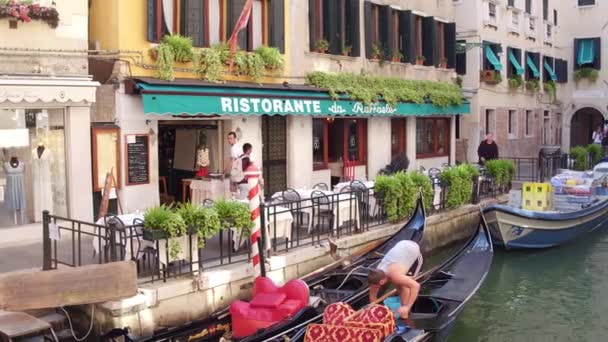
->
[304,303,395,342]
[230,277,309,338]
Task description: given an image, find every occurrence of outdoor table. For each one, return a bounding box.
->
[92,213,148,262]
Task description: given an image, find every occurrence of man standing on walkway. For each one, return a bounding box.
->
[477,133,499,165]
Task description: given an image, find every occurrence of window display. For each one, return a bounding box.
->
[0,108,67,226]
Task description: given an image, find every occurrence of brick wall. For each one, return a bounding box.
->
[481,107,543,158]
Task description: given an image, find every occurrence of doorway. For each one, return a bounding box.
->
[391,118,407,159]
[262,115,287,198]
[570,107,604,147]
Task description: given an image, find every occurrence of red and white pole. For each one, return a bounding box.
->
[245,164,264,277]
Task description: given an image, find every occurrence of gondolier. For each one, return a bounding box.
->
[368,240,423,319]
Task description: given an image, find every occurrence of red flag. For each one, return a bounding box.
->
[227,0,253,67]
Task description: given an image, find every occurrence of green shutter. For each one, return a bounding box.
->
[346,0,361,57]
[182,0,205,47]
[485,45,503,71]
[526,54,540,78]
[147,0,159,42]
[269,0,285,53]
[544,60,557,81]
[399,10,416,64]
[422,16,437,66]
[309,0,317,51]
[380,5,392,60]
[364,1,372,58]
[508,50,524,75]
[445,23,456,69]
[577,39,594,66]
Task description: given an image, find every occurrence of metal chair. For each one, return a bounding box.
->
[131,218,158,277]
[281,189,309,245]
[313,182,329,191]
[311,190,335,244]
[202,199,214,208]
[102,214,127,262]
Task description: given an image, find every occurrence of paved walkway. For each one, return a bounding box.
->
[0,223,44,273]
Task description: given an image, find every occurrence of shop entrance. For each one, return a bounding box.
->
[157,120,222,204]
[261,115,287,198]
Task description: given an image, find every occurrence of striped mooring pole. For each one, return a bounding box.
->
[245,164,266,277]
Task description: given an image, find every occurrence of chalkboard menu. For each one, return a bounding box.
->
[125,134,150,185]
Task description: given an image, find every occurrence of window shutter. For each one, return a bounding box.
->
[364,1,372,58]
[445,22,456,69]
[309,0,317,51]
[456,40,466,75]
[227,0,249,51]
[380,5,392,60]
[399,10,416,64]
[593,37,601,70]
[346,0,361,57]
[147,0,159,42]
[543,0,548,20]
[326,0,340,55]
[533,52,540,79]
[269,0,285,53]
[422,16,437,66]
[556,59,567,83]
[182,0,205,47]
[574,38,581,70]
[506,47,513,79]
[563,59,569,83]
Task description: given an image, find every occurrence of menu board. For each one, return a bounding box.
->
[92,127,121,191]
[125,134,150,185]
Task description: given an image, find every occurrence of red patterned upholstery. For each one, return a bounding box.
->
[323,302,355,325]
[304,324,382,342]
[230,277,309,338]
[345,305,395,338]
[305,303,395,342]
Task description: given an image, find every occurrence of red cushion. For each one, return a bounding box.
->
[277,299,304,316]
[250,292,287,309]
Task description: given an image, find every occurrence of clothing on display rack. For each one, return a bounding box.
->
[32,145,53,221]
[3,158,26,212]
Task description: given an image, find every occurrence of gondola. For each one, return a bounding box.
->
[125,194,427,342]
[265,213,493,342]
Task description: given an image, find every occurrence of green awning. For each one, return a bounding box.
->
[526,55,540,78]
[485,46,503,71]
[543,61,557,81]
[577,39,594,66]
[137,83,470,116]
[508,51,524,75]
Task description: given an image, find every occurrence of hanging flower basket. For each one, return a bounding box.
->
[0,1,60,29]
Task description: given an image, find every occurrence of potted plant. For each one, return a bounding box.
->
[254,45,284,70]
[525,78,540,92]
[455,75,463,88]
[213,200,254,250]
[574,67,599,83]
[543,80,556,99]
[508,74,523,89]
[391,50,404,63]
[176,202,222,248]
[143,205,188,260]
[371,44,384,61]
[342,45,352,56]
[480,70,501,84]
[314,39,330,53]
[416,55,425,65]
[439,57,448,68]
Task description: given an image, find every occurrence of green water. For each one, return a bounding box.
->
[448,230,608,342]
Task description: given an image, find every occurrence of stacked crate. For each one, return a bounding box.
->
[522,183,552,211]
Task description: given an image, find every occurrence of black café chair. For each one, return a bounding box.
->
[131,218,159,277]
[281,189,309,241]
[311,190,335,243]
[102,214,127,262]
[313,182,329,191]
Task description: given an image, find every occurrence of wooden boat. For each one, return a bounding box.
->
[265,214,493,342]
[483,196,608,250]
[129,194,427,342]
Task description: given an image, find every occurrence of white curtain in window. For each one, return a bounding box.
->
[208,0,221,45]
[252,0,263,49]
[162,0,175,35]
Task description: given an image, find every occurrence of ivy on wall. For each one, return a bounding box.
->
[305,71,464,107]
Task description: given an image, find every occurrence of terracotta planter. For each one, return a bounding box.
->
[416,59,425,65]
[439,63,447,69]
[342,52,351,56]
[316,48,328,54]
[392,57,401,63]
[149,48,158,60]
[480,70,499,84]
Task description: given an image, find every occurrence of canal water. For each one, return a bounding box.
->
[448,229,608,342]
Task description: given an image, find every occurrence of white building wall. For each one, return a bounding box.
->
[65,106,94,221]
[367,118,391,179]
[287,116,314,189]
